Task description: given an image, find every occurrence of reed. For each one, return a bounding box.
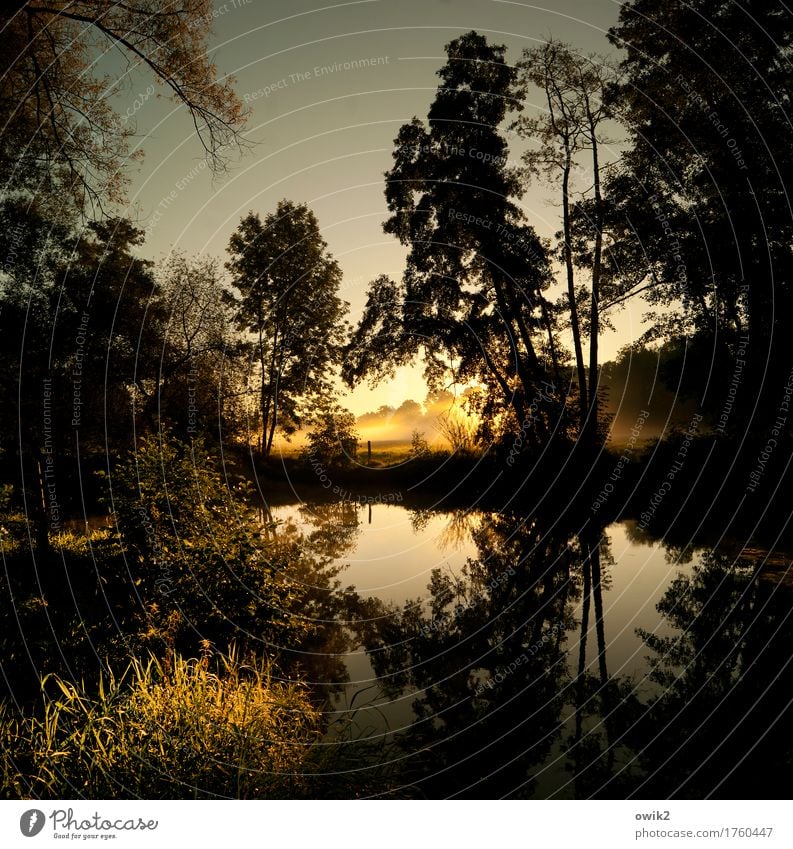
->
[0,647,321,799]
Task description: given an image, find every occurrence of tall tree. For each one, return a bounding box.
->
[608,0,793,432]
[227,201,348,457]
[345,31,561,449]
[0,1,246,210]
[514,41,620,443]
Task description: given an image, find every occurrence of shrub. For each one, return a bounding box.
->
[433,409,478,453]
[107,433,317,657]
[303,403,359,469]
[409,429,431,458]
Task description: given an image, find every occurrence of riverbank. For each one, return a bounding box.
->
[248,432,793,550]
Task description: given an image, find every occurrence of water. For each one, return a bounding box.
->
[274,503,678,681]
[268,499,793,798]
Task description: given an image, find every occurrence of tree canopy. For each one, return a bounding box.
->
[1,1,247,210]
[608,0,793,428]
[227,200,348,456]
[345,31,563,448]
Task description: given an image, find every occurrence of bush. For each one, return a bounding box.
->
[409,429,431,458]
[107,433,317,657]
[433,409,478,453]
[0,649,320,799]
[303,403,359,469]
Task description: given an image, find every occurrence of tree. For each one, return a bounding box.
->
[409,429,431,458]
[0,197,74,552]
[0,1,246,210]
[0,207,164,551]
[344,32,563,451]
[608,0,793,432]
[514,41,621,443]
[155,252,246,441]
[226,201,348,457]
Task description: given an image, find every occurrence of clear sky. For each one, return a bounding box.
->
[117,0,639,416]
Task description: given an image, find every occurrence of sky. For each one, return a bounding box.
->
[116,0,640,417]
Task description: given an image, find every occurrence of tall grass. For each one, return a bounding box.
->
[0,648,321,799]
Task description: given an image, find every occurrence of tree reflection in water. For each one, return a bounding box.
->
[267,502,793,798]
[257,499,368,693]
[351,511,581,797]
[623,553,793,799]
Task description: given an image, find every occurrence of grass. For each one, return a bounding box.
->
[272,439,438,467]
[0,647,321,799]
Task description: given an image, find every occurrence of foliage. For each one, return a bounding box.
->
[0,1,246,210]
[359,511,579,797]
[227,201,349,455]
[629,554,793,797]
[303,403,359,469]
[608,0,793,430]
[0,208,165,549]
[0,649,320,799]
[409,429,431,458]
[0,212,163,452]
[156,252,247,441]
[433,410,478,454]
[344,32,563,452]
[108,432,317,657]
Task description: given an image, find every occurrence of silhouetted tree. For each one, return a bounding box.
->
[303,402,359,470]
[345,32,563,451]
[0,209,164,550]
[608,0,793,433]
[227,201,348,456]
[514,41,621,443]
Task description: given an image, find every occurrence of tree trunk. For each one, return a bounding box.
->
[266,387,278,455]
[260,324,280,458]
[586,115,604,449]
[479,339,532,444]
[563,159,588,429]
[500,276,558,441]
[266,345,285,456]
[33,452,52,556]
[589,535,608,686]
[539,296,562,385]
[258,327,272,458]
[491,277,548,443]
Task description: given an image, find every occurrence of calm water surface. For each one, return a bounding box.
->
[268,499,793,798]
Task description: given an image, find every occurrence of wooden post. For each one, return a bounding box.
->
[367,440,372,464]
[35,456,51,555]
